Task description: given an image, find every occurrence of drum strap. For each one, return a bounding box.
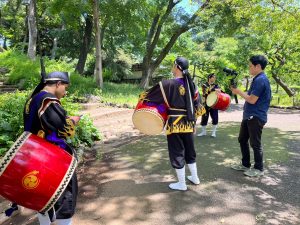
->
[159,82,170,108]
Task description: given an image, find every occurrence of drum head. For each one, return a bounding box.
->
[206,91,218,107]
[132,109,164,135]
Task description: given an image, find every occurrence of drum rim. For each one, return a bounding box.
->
[0,132,30,177]
[132,108,165,134]
[0,131,78,213]
[206,91,218,108]
[39,156,77,213]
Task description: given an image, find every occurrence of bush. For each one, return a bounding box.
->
[101,82,142,108]
[0,91,100,157]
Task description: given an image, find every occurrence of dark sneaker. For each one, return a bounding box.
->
[244,168,264,177]
[231,163,250,171]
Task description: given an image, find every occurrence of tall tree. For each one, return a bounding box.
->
[92,0,103,88]
[27,0,37,60]
[140,0,210,88]
[75,14,93,74]
[232,0,300,96]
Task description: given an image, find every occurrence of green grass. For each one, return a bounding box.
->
[101,82,142,108]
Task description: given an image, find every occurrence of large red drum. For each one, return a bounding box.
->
[206,91,231,111]
[132,101,168,135]
[0,132,77,213]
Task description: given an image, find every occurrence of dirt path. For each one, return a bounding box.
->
[1,101,300,225]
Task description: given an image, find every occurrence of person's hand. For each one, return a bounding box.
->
[230,86,239,95]
[215,88,221,94]
[69,115,81,125]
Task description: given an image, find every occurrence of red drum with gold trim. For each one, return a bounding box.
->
[0,132,77,213]
[206,91,231,111]
[132,101,168,135]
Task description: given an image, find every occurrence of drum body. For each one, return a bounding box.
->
[206,91,231,111]
[132,101,168,135]
[0,132,77,213]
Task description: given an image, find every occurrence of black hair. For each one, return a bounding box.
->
[174,57,195,121]
[174,57,189,72]
[249,55,268,70]
[207,73,215,80]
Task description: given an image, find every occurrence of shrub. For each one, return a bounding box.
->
[0,91,100,157]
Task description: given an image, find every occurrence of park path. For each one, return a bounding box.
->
[1,100,300,225]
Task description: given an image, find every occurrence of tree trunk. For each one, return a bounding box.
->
[140,61,155,89]
[92,0,103,88]
[3,37,7,50]
[271,72,295,97]
[192,64,196,80]
[75,15,93,74]
[51,37,57,59]
[22,6,28,53]
[139,0,210,89]
[27,0,37,60]
[245,76,249,91]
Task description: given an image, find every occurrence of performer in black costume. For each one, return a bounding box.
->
[140,57,205,191]
[197,73,221,137]
[23,71,80,225]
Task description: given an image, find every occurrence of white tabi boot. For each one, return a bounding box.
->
[211,125,217,138]
[37,213,51,225]
[197,126,207,137]
[56,219,72,225]
[169,166,187,191]
[187,163,200,185]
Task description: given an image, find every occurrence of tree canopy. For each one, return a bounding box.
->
[0,0,299,93]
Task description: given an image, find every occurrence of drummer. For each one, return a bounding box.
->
[23,71,80,225]
[197,73,222,138]
[139,57,205,191]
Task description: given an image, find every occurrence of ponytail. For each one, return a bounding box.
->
[184,70,195,121]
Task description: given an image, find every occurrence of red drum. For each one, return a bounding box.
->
[132,101,168,135]
[206,91,231,111]
[0,132,77,213]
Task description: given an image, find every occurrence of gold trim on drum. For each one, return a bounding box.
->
[0,132,30,177]
[39,155,77,213]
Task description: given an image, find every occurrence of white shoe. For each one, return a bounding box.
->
[197,126,207,136]
[169,167,187,191]
[169,182,187,191]
[187,163,200,185]
[187,176,200,185]
[211,125,217,138]
[197,131,206,137]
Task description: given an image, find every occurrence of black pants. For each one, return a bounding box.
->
[238,117,264,171]
[201,106,218,126]
[167,133,196,169]
[48,173,78,221]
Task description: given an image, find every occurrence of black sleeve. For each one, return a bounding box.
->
[39,101,75,139]
[139,82,169,105]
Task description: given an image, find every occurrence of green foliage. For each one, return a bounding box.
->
[0,91,100,157]
[67,73,101,101]
[101,82,142,108]
[70,115,101,148]
[0,50,40,88]
[0,91,30,155]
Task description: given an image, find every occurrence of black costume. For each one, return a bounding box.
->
[140,77,204,169]
[201,81,220,126]
[23,72,78,221]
